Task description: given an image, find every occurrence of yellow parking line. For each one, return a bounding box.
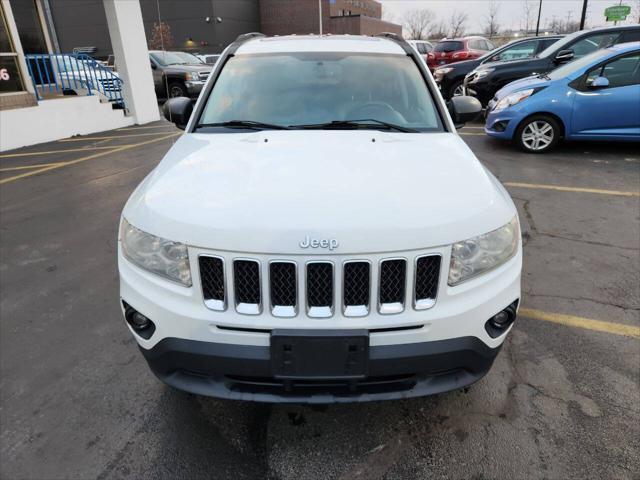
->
[58,131,178,142]
[459,132,485,136]
[0,132,181,185]
[0,146,117,158]
[520,308,640,338]
[504,182,640,197]
[0,162,66,172]
[116,125,176,131]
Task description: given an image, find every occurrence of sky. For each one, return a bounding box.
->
[378,0,640,33]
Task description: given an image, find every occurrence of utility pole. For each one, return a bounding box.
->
[318,0,323,35]
[579,0,588,30]
[535,0,543,35]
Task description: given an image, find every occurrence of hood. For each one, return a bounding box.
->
[124,131,515,254]
[495,75,550,99]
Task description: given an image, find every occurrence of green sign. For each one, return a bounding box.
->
[604,5,631,21]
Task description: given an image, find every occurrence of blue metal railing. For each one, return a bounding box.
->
[24,52,125,109]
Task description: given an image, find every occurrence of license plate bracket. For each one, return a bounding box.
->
[271,329,369,379]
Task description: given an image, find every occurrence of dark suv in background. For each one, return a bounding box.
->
[149,50,212,99]
[434,35,562,99]
[427,36,494,71]
[464,25,640,106]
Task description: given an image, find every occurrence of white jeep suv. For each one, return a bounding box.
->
[118,33,522,403]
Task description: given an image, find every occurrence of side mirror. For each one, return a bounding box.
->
[150,62,157,70]
[163,97,193,130]
[555,49,574,63]
[589,76,609,89]
[448,96,482,128]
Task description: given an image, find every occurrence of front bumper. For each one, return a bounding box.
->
[141,335,502,403]
[484,105,525,140]
[185,80,205,97]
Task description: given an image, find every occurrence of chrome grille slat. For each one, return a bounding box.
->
[233,259,261,315]
[199,255,225,311]
[343,261,370,317]
[270,261,297,317]
[306,262,334,318]
[378,259,407,314]
[414,255,441,310]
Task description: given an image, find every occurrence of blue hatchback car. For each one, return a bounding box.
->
[485,42,640,153]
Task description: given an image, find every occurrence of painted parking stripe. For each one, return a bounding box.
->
[116,125,176,131]
[0,146,117,159]
[520,308,640,338]
[58,131,178,142]
[459,132,485,136]
[0,162,66,172]
[0,132,181,185]
[504,182,640,197]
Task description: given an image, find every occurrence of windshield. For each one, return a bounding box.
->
[53,56,89,72]
[434,41,464,53]
[198,53,443,131]
[175,52,204,64]
[547,48,613,80]
[150,51,192,66]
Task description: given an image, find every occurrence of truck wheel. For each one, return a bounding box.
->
[514,115,561,153]
[168,82,187,98]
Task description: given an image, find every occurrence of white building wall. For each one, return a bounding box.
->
[0,96,134,151]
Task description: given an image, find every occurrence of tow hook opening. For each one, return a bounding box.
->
[122,301,156,340]
[485,300,519,338]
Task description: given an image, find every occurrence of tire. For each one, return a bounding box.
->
[448,81,465,99]
[514,114,561,153]
[168,82,187,98]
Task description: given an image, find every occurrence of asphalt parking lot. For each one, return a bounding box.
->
[1,122,638,479]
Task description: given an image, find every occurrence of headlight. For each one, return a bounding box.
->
[448,217,519,286]
[471,68,493,80]
[120,218,192,286]
[185,71,200,81]
[434,67,454,75]
[493,89,534,111]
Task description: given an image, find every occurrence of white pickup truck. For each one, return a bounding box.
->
[118,33,522,403]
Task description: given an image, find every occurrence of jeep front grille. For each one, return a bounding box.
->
[199,254,441,317]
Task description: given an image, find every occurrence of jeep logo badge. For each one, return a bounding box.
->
[299,235,339,251]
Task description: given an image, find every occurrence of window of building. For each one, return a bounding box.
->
[0,4,25,93]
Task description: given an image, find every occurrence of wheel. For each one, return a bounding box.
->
[514,115,561,153]
[168,82,187,98]
[449,81,464,98]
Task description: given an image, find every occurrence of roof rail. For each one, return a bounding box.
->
[234,32,265,43]
[374,32,413,55]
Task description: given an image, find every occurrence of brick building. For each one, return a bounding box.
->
[260,0,402,37]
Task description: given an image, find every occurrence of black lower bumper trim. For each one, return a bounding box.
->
[140,336,501,404]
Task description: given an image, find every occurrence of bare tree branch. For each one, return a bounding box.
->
[449,10,468,38]
[483,1,500,38]
[402,9,436,40]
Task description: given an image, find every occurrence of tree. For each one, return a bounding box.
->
[449,10,468,38]
[402,9,436,40]
[521,0,534,33]
[483,1,500,38]
[427,20,448,40]
[148,21,174,50]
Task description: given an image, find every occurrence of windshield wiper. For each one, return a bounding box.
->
[292,119,418,133]
[196,120,291,131]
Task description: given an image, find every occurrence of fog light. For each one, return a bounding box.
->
[490,310,511,328]
[122,301,156,339]
[484,301,518,338]
[131,312,150,330]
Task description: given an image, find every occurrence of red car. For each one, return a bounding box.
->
[427,36,495,71]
